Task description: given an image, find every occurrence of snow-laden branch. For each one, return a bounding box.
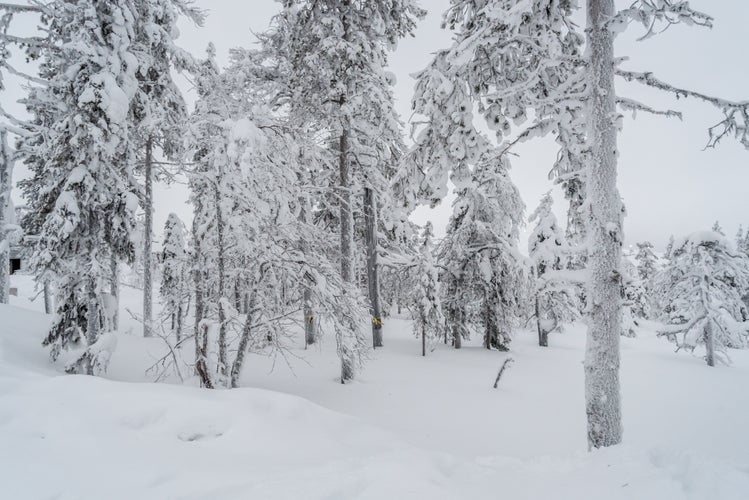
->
[617,69,749,148]
[616,97,682,119]
[609,0,712,40]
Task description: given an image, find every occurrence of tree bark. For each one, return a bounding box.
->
[143,135,154,337]
[192,206,212,388]
[43,280,53,314]
[0,130,12,305]
[704,319,715,367]
[86,276,99,375]
[584,0,623,450]
[215,172,228,380]
[364,187,383,348]
[536,295,548,347]
[110,253,119,331]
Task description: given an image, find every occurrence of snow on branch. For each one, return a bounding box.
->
[616,97,682,119]
[610,0,712,40]
[617,69,749,148]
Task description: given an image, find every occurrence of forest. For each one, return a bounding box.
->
[0,1,748,499]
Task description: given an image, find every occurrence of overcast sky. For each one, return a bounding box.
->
[8,0,749,252]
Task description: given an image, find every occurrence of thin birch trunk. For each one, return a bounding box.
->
[143,136,154,337]
[584,0,623,450]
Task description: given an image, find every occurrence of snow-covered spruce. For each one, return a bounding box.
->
[528,192,580,347]
[654,231,749,367]
[18,0,141,374]
[130,0,203,338]
[261,0,424,358]
[438,155,528,352]
[410,222,444,356]
[160,213,189,342]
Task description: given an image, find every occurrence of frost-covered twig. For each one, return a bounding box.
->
[616,69,749,148]
[609,0,712,40]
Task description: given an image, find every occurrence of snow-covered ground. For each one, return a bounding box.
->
[2,273,749,499]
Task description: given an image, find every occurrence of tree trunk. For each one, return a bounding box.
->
[301,195,316,347]
[364,187,383,348]
[421,312,426,357]
[143,136,154,337]
[192,209,212,388]
[704,319,715,367]
[0,130,11,305]
[215,169,228,380]
[536,295,548,347]
[176,301,183,343]
[110,253,119,331]
[230,292,256,388]
[304,287,315,347]
[584,0,623,450]
[339,125,355,383]
[43,280,53,314]
[86,276,99,375]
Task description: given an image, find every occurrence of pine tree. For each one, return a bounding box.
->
[263,0,424,357]
[160,213,189,341]
[656,232,749,366]
[19,0,140,374]
[131,0,202,338]
[439,155,527,351]
[635,241,657,282]
[528,192,579,347]
[411,222,444,356]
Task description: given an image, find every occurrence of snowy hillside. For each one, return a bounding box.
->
[2,276,748,500]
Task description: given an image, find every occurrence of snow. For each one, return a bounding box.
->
[2,274,749,499]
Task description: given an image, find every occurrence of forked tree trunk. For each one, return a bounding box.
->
[143,136,154,337]
[364,187,383,348]
[584,0,623,450]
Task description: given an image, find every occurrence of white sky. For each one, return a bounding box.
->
[7,0,749,252]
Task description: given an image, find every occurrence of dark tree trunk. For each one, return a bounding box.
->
[143,136,153,337]
[364,187,383,348]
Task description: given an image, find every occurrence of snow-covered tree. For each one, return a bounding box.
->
[160,213,189,341]
[19,0,140,374]
[439,155,528,351]
[131,0,202,338]
[262,0,424,353]
[411,222,444,356]
[0,130,13,304]
[655,232,749,366]
[528,192,579,347]
[635,241,657,283]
